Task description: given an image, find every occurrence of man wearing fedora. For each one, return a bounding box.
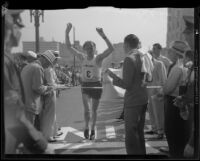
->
[21,50,56,129]
[158,40,190,158]
[181,15,195,158]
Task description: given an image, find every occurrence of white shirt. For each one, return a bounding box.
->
[81,56,102,82]
[164,60,188,97]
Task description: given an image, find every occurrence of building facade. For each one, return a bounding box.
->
[22,40,82,68]
[166,8,194,47]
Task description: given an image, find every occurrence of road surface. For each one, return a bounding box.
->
[50,86,168,157]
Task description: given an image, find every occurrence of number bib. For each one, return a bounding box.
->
[81,57,101,82]
[84,69,93,79]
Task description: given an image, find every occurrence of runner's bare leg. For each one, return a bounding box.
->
[82,93,91,130]
[91,98,100,131]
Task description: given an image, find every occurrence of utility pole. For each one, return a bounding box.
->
[30,10,44,53]
[73,26,76,86]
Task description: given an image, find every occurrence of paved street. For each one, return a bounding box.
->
[50,86,169,156]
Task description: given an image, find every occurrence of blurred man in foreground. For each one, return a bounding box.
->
[3,9,54,154]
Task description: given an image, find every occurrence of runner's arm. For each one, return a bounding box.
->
[95,28,114,66]
[65,23,84,61]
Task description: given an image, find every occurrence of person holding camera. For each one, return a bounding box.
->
[159,41,190,158]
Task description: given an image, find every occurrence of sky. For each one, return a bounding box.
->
[12,7,168,53]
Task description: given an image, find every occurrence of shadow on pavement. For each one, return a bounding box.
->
[68,147,125,154]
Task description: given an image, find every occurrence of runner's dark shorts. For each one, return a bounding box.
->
[81,81,102,100]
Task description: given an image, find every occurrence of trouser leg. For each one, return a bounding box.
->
[151,95,164,134]
[164,96,190,158]
[40,92,56,139]
[147,89,157,132]
[124,105,147,155]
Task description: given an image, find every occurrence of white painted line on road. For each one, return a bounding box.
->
[95,127,97,139]
[56,127,84,141]
[144,125,151,131]
[56,127,69,141]
[69,142,93,149]
[106,126,116,139]
[51,141,124,150]
[146,86,162,89]
[49,143,72,149]
[50,141,153,150]
[145,143,150,147]
[98,110,121,116]
[68,127,84,138]
[97,119,120,124]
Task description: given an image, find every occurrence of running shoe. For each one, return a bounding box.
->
[90,130,95,140]
[84,129,89,139]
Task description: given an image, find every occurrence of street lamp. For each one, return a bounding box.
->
[30,10,44,53]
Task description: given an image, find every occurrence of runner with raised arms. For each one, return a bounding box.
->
[65,23,114,140]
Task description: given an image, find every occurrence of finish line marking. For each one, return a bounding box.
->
[106,126,116,139]
[56,127,84,141]
[50,141,152,150]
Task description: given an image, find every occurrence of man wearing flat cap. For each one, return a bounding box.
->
[21,50,56,128]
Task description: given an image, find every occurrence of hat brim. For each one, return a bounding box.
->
[183,16,194,24]
[40,53,54,66]
[171,48,185,57]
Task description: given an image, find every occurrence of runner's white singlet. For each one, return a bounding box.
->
[81,56,101,82]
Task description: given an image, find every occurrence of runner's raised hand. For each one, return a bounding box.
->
[96,28,106,38]
[66,23,72,34]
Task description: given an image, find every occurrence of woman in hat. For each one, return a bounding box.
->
[65,23,114,140]
[158,40,190,158]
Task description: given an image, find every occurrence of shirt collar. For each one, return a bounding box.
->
[127,49,139,56]
[35,60,42,66]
